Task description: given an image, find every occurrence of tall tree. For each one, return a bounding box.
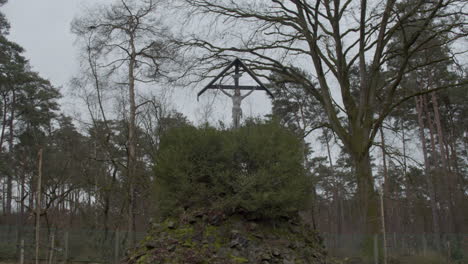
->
[0,31,29,214]
[72,0,181,241]
[181,0,467,249]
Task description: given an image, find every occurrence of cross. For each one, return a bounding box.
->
[197,58,274,128]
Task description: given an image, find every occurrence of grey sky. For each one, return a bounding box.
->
[4,0,90,87]
[2,0,273,126]
[2,0,429,169]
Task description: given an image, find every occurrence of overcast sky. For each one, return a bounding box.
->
[4,0,91,87]
[1,0,427,167]
[2,0,273,126]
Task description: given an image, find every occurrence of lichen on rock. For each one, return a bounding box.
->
[125,209,327,264]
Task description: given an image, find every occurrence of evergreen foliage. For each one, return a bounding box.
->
[153,120,312,219]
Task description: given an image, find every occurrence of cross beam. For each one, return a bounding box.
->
[206,85,264,90]
[197,58,274,99]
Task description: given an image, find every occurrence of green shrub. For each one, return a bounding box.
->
[153,120,312,219]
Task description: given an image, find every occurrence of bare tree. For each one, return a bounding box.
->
[179,0,467,248]
[72,0,181,243]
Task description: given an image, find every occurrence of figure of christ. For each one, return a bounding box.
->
[219,86,255,128]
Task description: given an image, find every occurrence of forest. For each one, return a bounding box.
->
[0,0,467,263]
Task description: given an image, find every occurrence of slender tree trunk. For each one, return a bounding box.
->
[431,92,448,170]
[423,95,438,166]
[447,121,462,191]
[35,148,43,264]
[380,190,387,264]
[311,184,319,230]
[6,91,15,215]
[425,94,455,232]
[339,192,345,234]
[127,42,137,245]
[1,183,4,216]
[0,94,7,149]
[324,129,341,234]
[18,165,25,258]
[325,129,334,169]
[431,93,459,233]
[401,118,412,227]
[401,120,407,177]
[380,127,389,199]
[0,94,8,216]
[379,126,391,237]
[415,96,440,247]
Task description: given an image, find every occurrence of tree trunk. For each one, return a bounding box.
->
[380,127,389,199]
[0,93,9,216]
[401,120,415,232]
[355,153,379,232]
[351,148,380,257]
[18,164,25,257]
[6,91,15,215]
[380,126,391,235]
[35,148,43,264]
[431,92,448,170]
[423,95,438,166]
[324,129,341,234]
[415,96,440,248]
[0,94,7,149]
[127,44,137,246]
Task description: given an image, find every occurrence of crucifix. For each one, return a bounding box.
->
[197,58,274,128]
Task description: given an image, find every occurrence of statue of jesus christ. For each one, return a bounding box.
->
[219,85,255,128]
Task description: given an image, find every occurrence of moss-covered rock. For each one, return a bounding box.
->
[125,209,327,264]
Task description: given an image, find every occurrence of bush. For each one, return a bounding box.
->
[153,120,312,219]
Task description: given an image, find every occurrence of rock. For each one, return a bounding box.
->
[253,233,264,239]
[209,213,223,226]
[261,253,271,261]
[192,231,203,242]
[247,222,258,231]
[194,211,204,218]
[167,244,176,252]
[289,225,301,234]
[125,211,327,264]
[229,239,239,248]
[166,221,176,229]
[145,243,155,250]
[288,242,297,249]
[229,230,249,249]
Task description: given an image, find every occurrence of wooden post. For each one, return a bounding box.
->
[15,227,19,249]
[422,233,427,256]
[374,234,379,264]
[447,240,451,264]
[380,188,387,264]
[114,230,119,264]
[35,148,43,264]
[20,239,24,264]
[64,231,69,264]
[48,233,55,264]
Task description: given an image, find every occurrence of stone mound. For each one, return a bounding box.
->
[125,209,327,264]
